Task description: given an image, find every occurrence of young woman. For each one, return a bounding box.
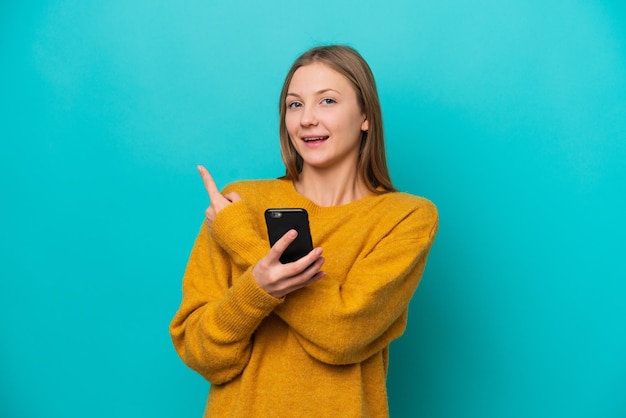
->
[170,45,438,417]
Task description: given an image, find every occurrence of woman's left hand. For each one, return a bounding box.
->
[198,165,242,226]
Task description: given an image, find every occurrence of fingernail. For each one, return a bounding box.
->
[315,248,323,256]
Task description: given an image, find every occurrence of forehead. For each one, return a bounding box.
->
[288,62,355,94]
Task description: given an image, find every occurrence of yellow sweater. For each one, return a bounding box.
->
[170,179,438,417]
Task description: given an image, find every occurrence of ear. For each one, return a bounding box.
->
[361,116,369,132]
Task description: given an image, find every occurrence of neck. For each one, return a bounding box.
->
[294,164,370,207]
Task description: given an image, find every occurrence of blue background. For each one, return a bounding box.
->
[1,1,625,417]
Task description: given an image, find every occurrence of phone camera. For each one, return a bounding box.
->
[271,211,282,218]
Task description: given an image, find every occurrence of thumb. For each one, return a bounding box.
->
[224,191,242,203]
[268,229,298,261]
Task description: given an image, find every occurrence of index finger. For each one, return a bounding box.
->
[197,165,220,200]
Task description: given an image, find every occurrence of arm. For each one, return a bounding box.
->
[210,198,269,269]
[274,203,438,365]
[171,167,327,383]
[169,222,284,384]
[196,166,268,270]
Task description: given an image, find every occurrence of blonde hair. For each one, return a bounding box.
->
[278,45,396,193]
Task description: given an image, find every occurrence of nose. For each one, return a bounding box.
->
[300,105,317,127]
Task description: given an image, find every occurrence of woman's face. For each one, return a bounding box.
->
[284,62,368,172]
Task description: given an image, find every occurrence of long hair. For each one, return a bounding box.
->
[278,45,396,193]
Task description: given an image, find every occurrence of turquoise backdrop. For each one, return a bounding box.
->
[1,1,625,417]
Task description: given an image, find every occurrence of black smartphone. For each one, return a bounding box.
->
[264,208,314,263]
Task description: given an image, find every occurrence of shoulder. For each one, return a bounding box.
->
[372,192,438,239]
[378,192,437,218]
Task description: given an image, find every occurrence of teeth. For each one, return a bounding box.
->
[303,137,328,142]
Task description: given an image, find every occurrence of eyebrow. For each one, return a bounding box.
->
[286,88,342,98]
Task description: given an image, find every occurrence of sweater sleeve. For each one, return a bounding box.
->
[274,201,439,365]
[209,194,269,270]
[169,222,283,384]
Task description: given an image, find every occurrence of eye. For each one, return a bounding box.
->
[321,98,336,105]
[287,101,302,109]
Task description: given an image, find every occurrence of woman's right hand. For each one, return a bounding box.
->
[253,230,326,298]
[198,165,241,227]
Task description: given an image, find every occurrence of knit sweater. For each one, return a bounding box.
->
[170,178,438,417]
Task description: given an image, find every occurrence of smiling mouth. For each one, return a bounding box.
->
[303,136,329,142]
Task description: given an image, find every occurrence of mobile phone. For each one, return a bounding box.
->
[264,208,314,263]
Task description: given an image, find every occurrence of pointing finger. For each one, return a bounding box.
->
[197,165,220,200]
